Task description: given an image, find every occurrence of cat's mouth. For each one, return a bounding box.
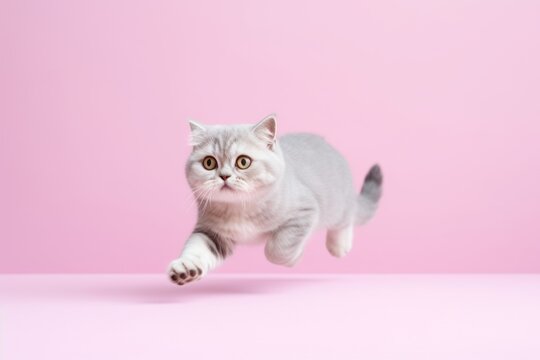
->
[221,184,235,191]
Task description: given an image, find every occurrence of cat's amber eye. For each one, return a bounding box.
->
[202,156,217,170]
[235,155,252,169]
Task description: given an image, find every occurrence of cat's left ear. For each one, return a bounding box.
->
[252,114,277,149]
[188,119,207,147]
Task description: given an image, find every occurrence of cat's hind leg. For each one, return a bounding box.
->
[265,208,317,267]
[326,224,354,258]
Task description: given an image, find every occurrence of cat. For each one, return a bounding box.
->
[168,114,383,285]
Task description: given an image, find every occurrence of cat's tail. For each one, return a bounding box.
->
[355,164,383,225]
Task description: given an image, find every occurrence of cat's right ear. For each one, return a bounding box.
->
[188,120,206,146]
[252,114,277,149]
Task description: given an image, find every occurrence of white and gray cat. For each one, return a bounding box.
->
[168,115,383,285]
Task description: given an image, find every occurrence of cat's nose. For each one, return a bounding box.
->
[220,175,230,181]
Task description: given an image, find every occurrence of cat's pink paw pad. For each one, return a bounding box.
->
[168,259,203,286]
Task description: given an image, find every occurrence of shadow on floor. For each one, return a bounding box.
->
[1,275,332,304]
[92,276,330,304]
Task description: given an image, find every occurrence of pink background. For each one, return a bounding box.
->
[1,0,539,273]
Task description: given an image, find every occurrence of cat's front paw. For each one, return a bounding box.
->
[167,258,204,286]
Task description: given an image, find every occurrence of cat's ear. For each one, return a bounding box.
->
[189,120,206,133]
[252,114,277,149]
[188,119,207,146]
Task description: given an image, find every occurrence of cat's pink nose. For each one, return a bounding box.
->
[220,175,230,181]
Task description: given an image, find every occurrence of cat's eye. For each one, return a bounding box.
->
[236,155,252,169]
[202,156,217,170]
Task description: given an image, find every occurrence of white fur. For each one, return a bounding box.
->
[168,115,382,285]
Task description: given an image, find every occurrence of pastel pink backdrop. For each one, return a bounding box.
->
[1,0,539,273]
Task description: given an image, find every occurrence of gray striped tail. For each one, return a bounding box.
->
[356,164,383,225]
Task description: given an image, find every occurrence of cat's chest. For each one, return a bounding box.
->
[205,209,274,244]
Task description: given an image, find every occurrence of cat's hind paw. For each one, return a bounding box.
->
[167,258,204,286]
[326,225,354,258]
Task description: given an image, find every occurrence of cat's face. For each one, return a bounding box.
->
[185,115,285,203]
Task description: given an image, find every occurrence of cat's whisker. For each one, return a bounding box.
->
[189,187,205,208]
[198,187,211,215]
[199,181,219,216]
[186,186,207,208]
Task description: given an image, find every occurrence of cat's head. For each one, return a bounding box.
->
[185,115,285,203]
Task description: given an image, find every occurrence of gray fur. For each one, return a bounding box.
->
[193,227,234,259]
[171,115,383,280]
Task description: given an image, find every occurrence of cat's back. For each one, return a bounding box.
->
[279,133,347,169]
[279,132,326,149]
[278,133,355,208]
